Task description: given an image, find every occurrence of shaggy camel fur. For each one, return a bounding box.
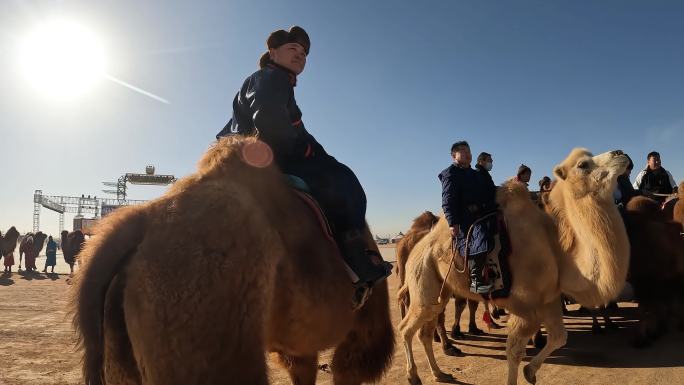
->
[623,196,684,347]
[1,227,20,258]
[399,149,630,385]
[71,136,394,385]
[673,181,684,231]
[19,232,47,270]
[61,230,85,274]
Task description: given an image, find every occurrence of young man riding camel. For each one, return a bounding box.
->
[217,26,392,307]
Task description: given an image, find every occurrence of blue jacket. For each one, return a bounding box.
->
[439,164,498,256]
[216,62,324,165]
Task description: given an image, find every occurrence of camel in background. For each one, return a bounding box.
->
[61,230,86,276]
[2,227,21,272]
[19,232,47,271]
[70,136,395,385]
[399,149,630,385]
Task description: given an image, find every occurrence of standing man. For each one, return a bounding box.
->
[43,235,57,273]
[439,141,498,295]
[216,26,391,307]
[633,151,678,202]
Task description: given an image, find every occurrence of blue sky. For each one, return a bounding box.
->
[1,0,683,238]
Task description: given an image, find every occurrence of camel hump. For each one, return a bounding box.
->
[70,206,148,385]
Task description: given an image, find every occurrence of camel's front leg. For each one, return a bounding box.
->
[399,309,425,385]
[276,352,318,385]
[418,319,455,383]
[523,300,568,385]
[506,314,540,385]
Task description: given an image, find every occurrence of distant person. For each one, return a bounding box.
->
[43,236,57,273]
[23,236,38,272]
[515,164,532,187]
[538,176,552,192]
[615,154,639,208]
[633,151,678,202]
[3,249,14,274]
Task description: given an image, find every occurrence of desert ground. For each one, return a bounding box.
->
[1,247,683,385]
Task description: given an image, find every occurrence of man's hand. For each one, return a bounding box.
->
[450,226,459,238]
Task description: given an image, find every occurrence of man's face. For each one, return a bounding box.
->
[269,43,307,74]
[519,170,531,183]
[452,146,472,166]
[478,156,492,168]
[647,155,661,170]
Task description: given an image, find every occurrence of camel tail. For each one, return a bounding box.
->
[397,283,410,311]
[69,207,147,385]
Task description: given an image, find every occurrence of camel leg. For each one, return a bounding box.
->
[523,301,568,385]
[434,310,446,342]
[418,319,454,382]
[276,353,318,385]
[505,314,540,385]
[468,299,483,334]
[450,297,466,338]
[399,308,427,385]
[434,313,462,356]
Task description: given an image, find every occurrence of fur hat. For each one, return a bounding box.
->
[259,26,310,68]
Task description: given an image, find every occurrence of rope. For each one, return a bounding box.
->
[437,211,498,304]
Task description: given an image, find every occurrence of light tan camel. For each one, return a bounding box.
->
[399,149,630,385]
[70,136,394,385]
[673,181,684,231]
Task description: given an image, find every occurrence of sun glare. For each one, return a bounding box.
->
[18,20,105,100]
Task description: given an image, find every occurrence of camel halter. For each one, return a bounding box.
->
[437,212,498,304]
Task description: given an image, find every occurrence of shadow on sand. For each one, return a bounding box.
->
[0,273,15,286]
[447,306,684,369]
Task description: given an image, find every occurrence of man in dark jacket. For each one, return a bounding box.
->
[615,153,639,208]
[439,141,498,295]
[633,151,678,202]
[217,26,391,306]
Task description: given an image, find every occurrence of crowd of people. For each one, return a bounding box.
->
[439,142,679,298]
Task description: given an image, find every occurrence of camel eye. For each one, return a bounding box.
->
[577,160,590,169]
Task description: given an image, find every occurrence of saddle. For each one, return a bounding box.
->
[286,175,363,285]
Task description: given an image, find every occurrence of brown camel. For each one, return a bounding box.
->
[623,196,684,347]
[1,227,20,257]
[395,211,486,356]
[70,136,395,385]
[399,149,630,385]
[61,230,86,275]
[673,181,684,231]
[19,231,47,271]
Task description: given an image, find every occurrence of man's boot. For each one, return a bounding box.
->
[468,252,493,295]
[339,229,393,308]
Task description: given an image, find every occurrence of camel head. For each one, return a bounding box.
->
[552,148,628,200]
[409,211,439,232]
[496,180,532,211]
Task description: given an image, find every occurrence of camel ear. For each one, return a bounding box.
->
[553,165,567,180]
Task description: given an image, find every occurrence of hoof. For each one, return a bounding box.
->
[591,324,604,334]
[468,326,484,335]
[407,375,422,385]
[443,344,463,356]
[451,326,465,340]
[317,363,331,373]
[533,333,547,349]
[523,364,537,384]
[433,371,455,383]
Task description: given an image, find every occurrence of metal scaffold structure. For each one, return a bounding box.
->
[32,165,176,233]
[32,190,146,233]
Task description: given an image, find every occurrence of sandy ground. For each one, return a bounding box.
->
[1,256,683,385]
